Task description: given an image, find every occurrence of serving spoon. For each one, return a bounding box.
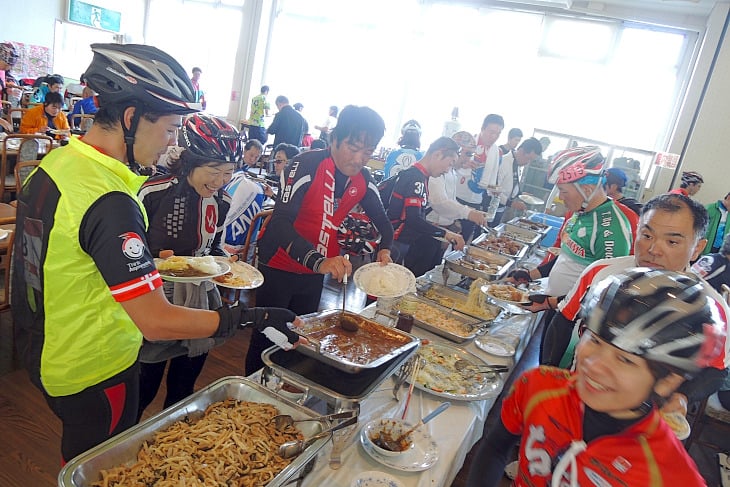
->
[278,412,358,459]
[381,402,451,452]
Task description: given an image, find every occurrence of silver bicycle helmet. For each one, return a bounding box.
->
[84,43,201,166]
[579,268,725,375]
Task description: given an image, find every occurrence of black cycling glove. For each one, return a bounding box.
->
[215,305,300,349]
[508,268,531,285]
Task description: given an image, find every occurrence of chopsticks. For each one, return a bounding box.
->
[401,358,422,420]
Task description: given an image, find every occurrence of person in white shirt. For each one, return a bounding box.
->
[314,105,338,144]
[490,137,543,226]
[427,131,487,229]
[475,113,504,193]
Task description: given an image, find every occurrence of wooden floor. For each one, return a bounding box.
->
[1,278,728,486]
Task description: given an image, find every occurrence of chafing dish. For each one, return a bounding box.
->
[497,222,542,246]
[59,377,327,487]
[508,217,551,235]
[444,246,514,281]
[415,279,503,323]
[262,344,417,405]
[294,309,420,373]
[471,232,529,261]
[377,293,484,343]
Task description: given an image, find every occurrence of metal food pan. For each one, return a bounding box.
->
[444,247,514,281]
[497,223,542,246]
[390,294,483,343]
[416,279,503,323]
[59,377,327,487]
[508,217,551,235]
[471,233,529,261]
[263,344,417,402]
[295,309,420,373]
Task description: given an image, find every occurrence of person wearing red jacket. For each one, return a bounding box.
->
[467,269,725,487]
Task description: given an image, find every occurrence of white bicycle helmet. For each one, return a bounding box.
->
[579,268,725,375]
[548,146,605,185]
[681,171,704,186]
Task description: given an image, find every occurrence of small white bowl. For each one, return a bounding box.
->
[350,470,405,487]
[361,418,415,457]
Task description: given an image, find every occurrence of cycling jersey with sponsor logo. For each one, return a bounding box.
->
[12,136,161,397]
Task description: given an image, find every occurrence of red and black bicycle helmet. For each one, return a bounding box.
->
[180,114,243,163]
[338,213,381,255]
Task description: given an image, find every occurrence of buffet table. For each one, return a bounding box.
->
[296,307,542,487]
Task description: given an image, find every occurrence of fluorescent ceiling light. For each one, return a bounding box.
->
[513,0,573,7]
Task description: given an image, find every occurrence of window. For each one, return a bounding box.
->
[145,0,243,116]
[267,2,695,152]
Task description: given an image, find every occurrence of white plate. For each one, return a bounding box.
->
[411,343,503,401]
[0,229,9,240]
[518,194,544,206]
[481,284,531,306]
[154,257,230,283]
[350,471,405,487]
[353,263,416,298]
[360,424,438,472]
[475,336,516,357]
[211,257,264,289]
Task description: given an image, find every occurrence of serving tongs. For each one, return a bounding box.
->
[278,410,358,459]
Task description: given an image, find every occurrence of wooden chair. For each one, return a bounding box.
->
[70,113,94,132]
[220,209,273,305]
[1,134,54,201]
[14,160,41,195]
[0,229,15,312]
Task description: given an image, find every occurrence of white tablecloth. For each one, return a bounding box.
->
[298,305,541,487]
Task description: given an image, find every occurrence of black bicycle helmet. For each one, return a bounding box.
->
[84,43,201,167]
[579,268,725,375]
[85,43,199,114]
[180,114,242,163]
[681,171,704,185]
[0,43,19,67]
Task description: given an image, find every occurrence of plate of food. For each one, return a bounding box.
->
[212,257,264,289]
[518,194,544,206]
[353,263,416,298]
[660,411,691,440]
[410,342,503,401]
[154,255,230,283]
[481,283,531,306]
[49,129,70,136]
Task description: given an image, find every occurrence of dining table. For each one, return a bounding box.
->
[283,284,544,487]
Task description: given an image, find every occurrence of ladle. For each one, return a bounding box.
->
[278,413,358,459]
[339,255,359,332]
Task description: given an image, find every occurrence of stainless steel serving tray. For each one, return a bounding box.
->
[471,232,529,261]
[497,222,542,246]
[378,294,484,343]
[444,246,514,281]
[508,217,551,235]
[415,279,503,324]
[295,309,420,373]
[59,377,327,487]
[263,344,417,402]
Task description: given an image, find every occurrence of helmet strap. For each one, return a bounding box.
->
[122,105,143,170]
[575,182,603,213]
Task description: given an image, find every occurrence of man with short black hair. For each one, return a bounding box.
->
[247,105,394,374]
[490,136,543,225]
[246,85,270,144]
[388,136,466,277]
[267,95,305,147]
[498,127,523,156]
[189,66,206,110]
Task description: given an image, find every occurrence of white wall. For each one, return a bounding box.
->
[676,4,730,206]
[3,0,65,49]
